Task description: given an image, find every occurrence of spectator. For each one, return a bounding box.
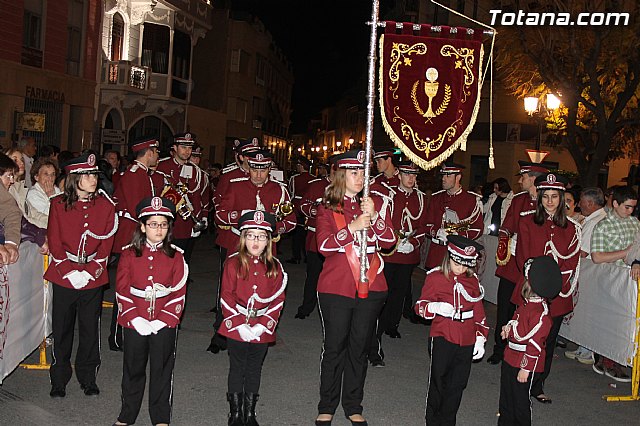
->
[565,188,585,223]
[590,186,639,382]
[0,153,21,265]
[16,137,37,189]
[483,177,513,236]
[5,148,29,215]
[564,187,606,364]
[56,150,75,190]
[39,145,60,163]
[26,158,61,228]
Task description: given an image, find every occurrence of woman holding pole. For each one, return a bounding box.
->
[314,150,396,426]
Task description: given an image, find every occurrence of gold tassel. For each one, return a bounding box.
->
[489,145,495,169]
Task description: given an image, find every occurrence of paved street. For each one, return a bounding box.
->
[1,235,639,425]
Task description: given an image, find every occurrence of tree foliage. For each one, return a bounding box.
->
[493,0,640,185]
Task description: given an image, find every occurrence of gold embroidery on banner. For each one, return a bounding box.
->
[440,45,476,102]
[411,78,451,123]
[389,42,428,99]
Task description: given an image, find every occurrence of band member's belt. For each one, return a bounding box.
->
[130,286,171,299]
[64,251,97,263]
[306,226,316,232]
[236,304,268,318]
[508,341,527,352]
[446,310,474,321]
[431,237,446,246]
[338,246,377,254]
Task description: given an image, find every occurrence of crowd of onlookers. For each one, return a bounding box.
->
[481,175,639,382]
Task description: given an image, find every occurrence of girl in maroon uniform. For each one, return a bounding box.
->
[218,210,286,426]
[415,235,488,425]
[499,256,562,425]
[113,196,188,426]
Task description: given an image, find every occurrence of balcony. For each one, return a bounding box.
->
[101,60,151,92]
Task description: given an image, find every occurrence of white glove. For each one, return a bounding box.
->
[427,302,455,317]
[237,324,257,342]
[191,228,202,238]
[150,320,167,333]
[436,228,448,243]
[79,270,94,283]
[472,336,486,360]
[65,270,88,289]
[397,240,414,254]
[131,317,157,336]
[249,324,269,340]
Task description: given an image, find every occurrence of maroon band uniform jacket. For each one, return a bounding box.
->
[112,161,156,253]
[156,157,208,239]
[379,184,428,265]
[116,242,188,328]
[495,191,536,284]
[288,171,315,210]
[215,177,296,256]
[424,188,483,268]
[45,191,117,289]
[213,164,248,251]
[218,254,286,344]
[503,298,553,373]
[415,268,489,346]
[315,195,397,298]
[512,213,581,317]
[299,177,331,253]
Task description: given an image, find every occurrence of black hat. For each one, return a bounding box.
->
[524,256,562,299]
[245,149,273,169]
[64,152,99,174]
[516,160,548,176]
[234,137,261,154]
[173,132,195,146]
[440,160,465,175]
[335,150,366,169]
[535,173,569,191]
[238,210,276,234]
[446,235,484,267]
[295,156,312,168]
[397,161,420,175]
[136,196,177,220]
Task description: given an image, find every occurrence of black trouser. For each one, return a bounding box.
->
[492,277,517,357]
[117,326,178,425]
[213,246,228,331]
[50,284,103,389]
[291,216,307,261]
[317,291,386,417]
[296,250,325,316]
[530,315,563,397]
[108,254,122,349]
[227,339,269,394]
[173,237,196,264]
[379,262,416,332]
[426,336,474,426]
[499,362,533,426]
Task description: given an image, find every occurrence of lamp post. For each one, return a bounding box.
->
[524,93,561,162]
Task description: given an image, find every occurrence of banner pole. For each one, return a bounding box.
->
[604,277,640,401]
[359,0,380,286]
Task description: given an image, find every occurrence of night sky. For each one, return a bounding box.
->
[232,0,395,132]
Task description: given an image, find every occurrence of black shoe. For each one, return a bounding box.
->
[346,414,368,425]
[534,394,553,404]
[294,311,309,319]
[385,329,401,339]
[286,258,301,264]
[109,340,123,352]
[209,306,218,313]
[81,383,100,396]
[486,353,502,365]
[206,334,227,354]
[556,338,567,348]
[49,386,66,398]
[370,359,385,368]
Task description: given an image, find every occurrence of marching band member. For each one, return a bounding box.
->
[512,173,581,404]
[294,157,336,319]
[499,256,561,426]
[488,161,548,365]
[218,210,286,426]
[46,153,117,398]
[209,148,295,354]
[415,235,488,425]
[156,132,208,263]
[287,155,315,264]
[368,161,427,366]
[108,137,161,351]
[113,197,187,426]
[423,162,483,269]
[314,150,396,426]
[371,148,400,191]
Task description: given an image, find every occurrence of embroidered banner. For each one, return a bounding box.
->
[379,23,484,170]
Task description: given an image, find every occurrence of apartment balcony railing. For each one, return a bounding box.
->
[101,60,151,91]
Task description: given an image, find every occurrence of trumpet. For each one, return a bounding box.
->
[444,220,471,234]
[161,180,207,232]
[273,201,294,222]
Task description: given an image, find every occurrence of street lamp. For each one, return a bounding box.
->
[524,93,561,156]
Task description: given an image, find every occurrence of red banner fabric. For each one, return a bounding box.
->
[379,28,484,170]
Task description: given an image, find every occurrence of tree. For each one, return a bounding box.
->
[494,0,640,186]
